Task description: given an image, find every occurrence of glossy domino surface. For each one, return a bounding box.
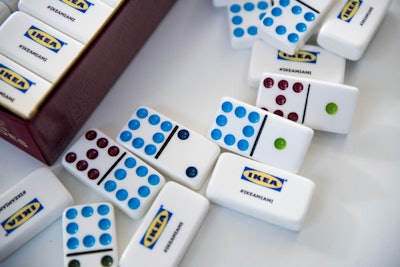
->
[62,128,165,219]
[227,0,271,48]
[117,106,220,190]
[256,72,359,133]
[258,0,334,54]
[62,203,118,267]
[208,96,313,173]
[206,153,315,231]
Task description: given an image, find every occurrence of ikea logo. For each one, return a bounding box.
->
[24,26,66,53]
[0,64,35,93]
[1,198,43,235]
[338,0,362,22]
[140,205,172,249]
[277,50,318,64]
[241,167,286,192]
[59,0,94,13]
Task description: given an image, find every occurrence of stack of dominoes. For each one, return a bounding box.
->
[0,0,394,266]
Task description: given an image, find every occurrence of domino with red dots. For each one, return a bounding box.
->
[116,106,220,190]
[258,0,335,55]
[256,72,359,134]
[226,0,272,49]
[208,96,314,173]
[62,203,118,267]
[62,128,166,219]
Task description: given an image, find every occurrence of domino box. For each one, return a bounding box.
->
[0,0,177,165]
[0,167,73,262]
[62,202,118,267]
[120,181,210,267]
[206,152,315,231]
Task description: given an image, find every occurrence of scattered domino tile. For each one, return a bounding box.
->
[256,72,359,134]
[226,0,271,49]
[62,128,166,219]
[119,181,210,267]
[258,0,335,55]
[208,96,314,173]
[247,40,346,88]
[317,0,392,60]
[206,153,315,230]
[62,203,118,267]
[117,106,220,190]
[0,168,73,262]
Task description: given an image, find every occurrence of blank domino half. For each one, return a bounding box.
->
[258,0,335,55]
[119,181,209,267]
[247,40,346,88]
[317,0,392,60]
[117,106,220,190]
[208,96,313,173]
[62,202,118,267]
[0,168,73,262]
[62,128,165,219]
[206,153,315,231]
[256,72,359,134]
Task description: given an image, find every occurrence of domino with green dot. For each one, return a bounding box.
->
[256,72,359,134]
[208,96,314,173]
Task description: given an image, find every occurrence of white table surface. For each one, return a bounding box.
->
[1,0,400,266]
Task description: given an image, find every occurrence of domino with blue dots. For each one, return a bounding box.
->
[256,72,359,134]
[62,203,118,267]
[117,107,221,190]
[62,128,166,219]
[208,96,314,173]
[227,0,271,49]
[258,0,335,55]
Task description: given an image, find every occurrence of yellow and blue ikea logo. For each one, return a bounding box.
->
[140,205,172,249]
[277,50,318,64]
[338,0,362,22]
[59,0,94,13]
[1,198,44,235]
[24,26,66,53]
[0,64,35,93]
[241,167,286,192]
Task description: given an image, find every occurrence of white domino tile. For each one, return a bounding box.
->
[206,152,315,230]
[247,40,346,88]
[208,96,314,173]
[0,11,84,83]
[117,106,220,190]
[62,203,118,267]
[226,0,271,48]
[18,0,119,44]
[120,181,210,267]
[256,72,359,134]
[62,128,166,219]
[258,0,335,55]
[0,168,73,262]
[317,0,392,60]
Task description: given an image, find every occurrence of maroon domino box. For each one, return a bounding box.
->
[0,0,176,165]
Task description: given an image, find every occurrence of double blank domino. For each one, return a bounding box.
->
[206,153,315,231]
[120,182,209,267]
